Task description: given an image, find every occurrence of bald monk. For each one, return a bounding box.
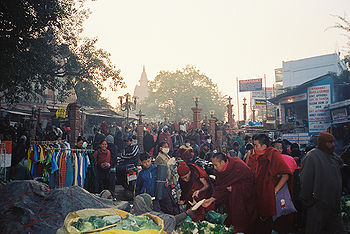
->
[203,153,257,234]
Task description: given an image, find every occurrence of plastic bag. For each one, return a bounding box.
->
[205,211,227,224]
[273,183,297,221]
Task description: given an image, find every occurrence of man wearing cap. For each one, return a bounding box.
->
[177,162,213,221]
[133,193,194,234]
[300,132,345,233]
[121,136,139,165]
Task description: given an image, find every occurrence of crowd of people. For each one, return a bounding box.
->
[1,118,349,233]
[82,121,347,233]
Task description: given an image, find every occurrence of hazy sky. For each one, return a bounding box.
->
[83,0,349,118]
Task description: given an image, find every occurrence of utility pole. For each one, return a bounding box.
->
[236,77,240,121]
[264,74,268,120]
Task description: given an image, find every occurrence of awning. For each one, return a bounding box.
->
[1,109,31,116]
[331,119,350,125]
[326,99,350,110]
[269,74,335,104]
[85,112,124,119]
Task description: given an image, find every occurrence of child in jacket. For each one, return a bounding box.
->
[135,153,157,197]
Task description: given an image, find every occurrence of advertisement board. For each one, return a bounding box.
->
[239,78,262,92]
[251,87,273,99]
[307,84,331,133]
[254,99,273,109]
[282,133,309,144]
[0,141,12,167]
[331,108,348,121]
[56,108,67,118]
[275,68,283,83]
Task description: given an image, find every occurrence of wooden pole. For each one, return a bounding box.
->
[264,74,268,120]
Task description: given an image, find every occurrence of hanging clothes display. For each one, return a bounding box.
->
[84,152,98,193]
[28,141,93,189]
[72,151,90,188]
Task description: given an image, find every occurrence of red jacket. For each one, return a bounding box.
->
[179,163,213,222]
[93,149,111,167]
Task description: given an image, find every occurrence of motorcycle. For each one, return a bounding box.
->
[115,157,138,199]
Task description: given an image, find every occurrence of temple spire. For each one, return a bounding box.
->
[133,65,150,101]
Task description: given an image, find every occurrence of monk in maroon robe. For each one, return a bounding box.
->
[177,162,213,221]
[203,153,257,234]
[247,134,292,234]
[176,140,194,163]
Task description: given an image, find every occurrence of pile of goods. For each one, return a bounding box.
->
[341,196,350,229]
[176,211,234,234]
[73,214,161,232]
[204,211,227,225]
[0,181,131,234]
[61,208,163,233]
[178,220,234,234]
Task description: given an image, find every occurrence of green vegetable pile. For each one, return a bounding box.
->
[73,214,161,232]
[341,196,350,222]
[204,211,227,224]
[74,216,108,232]
[111,215,161,232]
[178,220,234,234]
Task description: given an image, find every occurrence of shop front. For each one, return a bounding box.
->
[270,74,335,136]
[327,99,350,152]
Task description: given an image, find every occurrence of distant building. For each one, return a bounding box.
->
[282,53,346,88]
[1,88,77,127]
[133,65,150,101]
[273,68,284,97]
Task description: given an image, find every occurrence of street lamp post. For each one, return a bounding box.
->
[30,106,41,141]
[210,110,215,119]
[191,97,202,130]
[193,96,200,108]
[119,93,137,126]
[226,96,234,134]
[136,110,145,124]
[209,110,216,142]
[136,110,146,153]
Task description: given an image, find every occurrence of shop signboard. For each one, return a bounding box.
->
[56,108,67,118]
[275,68,283,83]
[282,133,309,145]
[251,87,273,99]
[254,99,273,109]
[0,141,12,167]
[307,84,331,133]
[239,78,262,92]
[331,108,348,121]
